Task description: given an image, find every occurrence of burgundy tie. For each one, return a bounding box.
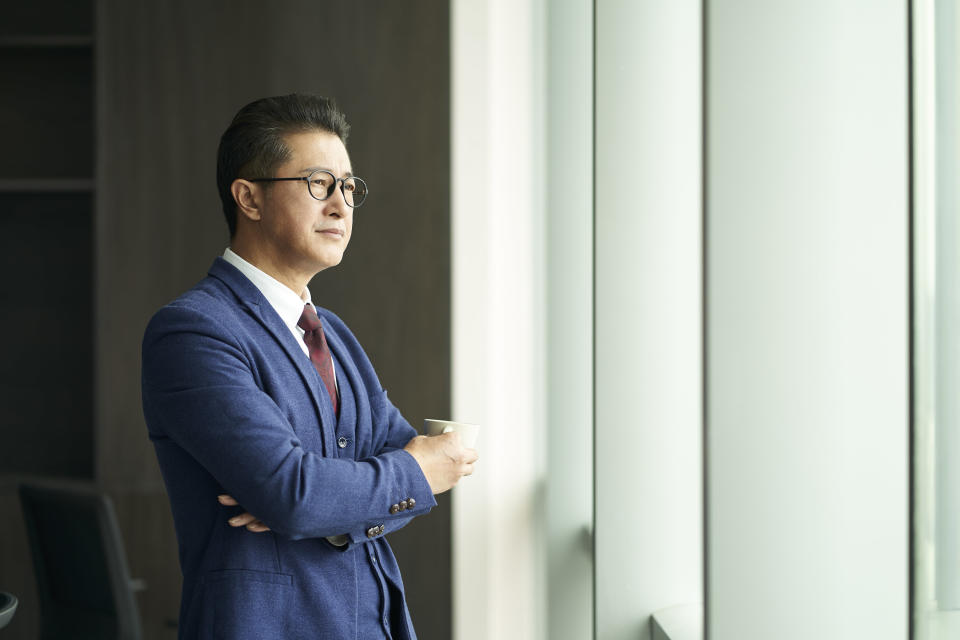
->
[298,304,339,416]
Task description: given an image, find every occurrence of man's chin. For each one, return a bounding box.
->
[313,253,344,272]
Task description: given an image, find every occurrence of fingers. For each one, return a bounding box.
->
[228,511,258,528]
[227,511,271,532]
[218,495,270,532]
[447,441,478,480]
[437,433,476,458]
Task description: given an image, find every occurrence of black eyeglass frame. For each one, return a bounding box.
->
[246,169,368,208]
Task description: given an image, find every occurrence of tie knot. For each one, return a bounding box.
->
[297,304,323,332]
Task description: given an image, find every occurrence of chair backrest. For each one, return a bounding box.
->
[18,482,142,640]
[0,592,18,630]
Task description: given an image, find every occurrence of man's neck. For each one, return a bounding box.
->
[228,242,311,297]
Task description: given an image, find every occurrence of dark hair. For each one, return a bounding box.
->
[216,94,350,237]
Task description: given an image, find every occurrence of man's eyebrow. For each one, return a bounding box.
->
[302,167,354,177]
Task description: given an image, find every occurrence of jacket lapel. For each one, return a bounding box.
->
[207,258,335,456]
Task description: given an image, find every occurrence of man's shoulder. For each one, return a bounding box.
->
[173,274,236,310]
[144,274,240,338]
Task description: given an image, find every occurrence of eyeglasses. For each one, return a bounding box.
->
[247,169,368,208]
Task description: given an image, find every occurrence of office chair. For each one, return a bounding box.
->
[0,592,17,630]
[19,482,143,640]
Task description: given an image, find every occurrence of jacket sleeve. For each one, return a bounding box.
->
[355,388,432,542]
[141,303,436,543]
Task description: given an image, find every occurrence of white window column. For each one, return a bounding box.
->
[705,2,909,638]
[594,1,705,638]
[451,1,547,639]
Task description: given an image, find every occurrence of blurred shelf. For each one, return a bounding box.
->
[0,179,94,193]
[0,47,93,178]
[0,36,93,48]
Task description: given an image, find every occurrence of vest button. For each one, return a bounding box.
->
[337,436,348,448]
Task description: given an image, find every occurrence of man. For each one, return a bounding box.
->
[141,94,477,639]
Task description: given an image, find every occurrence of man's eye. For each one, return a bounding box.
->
[343,181,356,192]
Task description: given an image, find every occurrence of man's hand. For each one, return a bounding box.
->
[218,494,271,532]
[403,432,479,494]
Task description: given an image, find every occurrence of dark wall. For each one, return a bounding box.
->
[1,2,451,639]
[0,4,95,478]
[0,3,97,637]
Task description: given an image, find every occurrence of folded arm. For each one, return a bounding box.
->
[142,305,436,543]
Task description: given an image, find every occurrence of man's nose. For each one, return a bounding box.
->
[324,183,351,216]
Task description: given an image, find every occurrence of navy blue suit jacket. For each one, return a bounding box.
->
[141,258,436,639]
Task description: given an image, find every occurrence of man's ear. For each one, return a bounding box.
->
[232,179,262,223]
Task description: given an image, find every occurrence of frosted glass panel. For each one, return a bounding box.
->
[914,0,960,637]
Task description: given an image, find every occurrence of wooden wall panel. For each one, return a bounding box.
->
[96,1,451,638]
[0,194,93,478]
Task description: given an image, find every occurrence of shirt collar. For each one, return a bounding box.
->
[222,247,313,331]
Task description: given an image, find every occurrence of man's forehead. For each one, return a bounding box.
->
[281,131,352,174]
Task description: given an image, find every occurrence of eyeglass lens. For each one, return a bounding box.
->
[308,170,368,207]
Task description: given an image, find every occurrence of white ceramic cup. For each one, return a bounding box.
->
[423,419,480,449]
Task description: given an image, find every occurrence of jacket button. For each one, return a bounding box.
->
[398,500,408,511]
[377,524,385,534]
[390,504,400,514]
[407,497,416,509]
[366,526,378,539]
[337,436,348,448]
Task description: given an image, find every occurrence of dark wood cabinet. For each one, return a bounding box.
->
[0,1,94,478]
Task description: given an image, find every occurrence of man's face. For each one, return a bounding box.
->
[258,130,354,275]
